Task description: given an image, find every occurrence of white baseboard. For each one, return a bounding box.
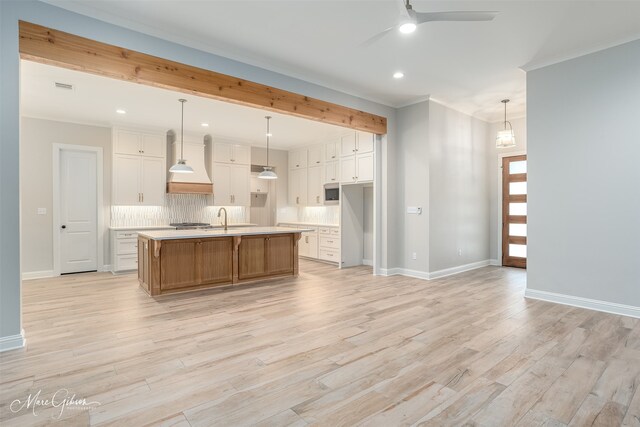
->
[102,264,112,272]
[489,259,500,266]
[0,330,26,352]
[362,259,373,266]
[525,289,640,319]
[378,260,492,281]
[22,270,55,280]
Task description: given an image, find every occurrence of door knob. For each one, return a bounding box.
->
[61,225,66,229]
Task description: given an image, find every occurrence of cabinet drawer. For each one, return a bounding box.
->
[319,227,340,236]
[319,236,340,249]
[300,226,318,233]
[116,255,138,271]
[116,230,139,239]
[116,239,138,255]
[319,248,339,263]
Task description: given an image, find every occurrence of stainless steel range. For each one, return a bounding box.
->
[169,222,215,230]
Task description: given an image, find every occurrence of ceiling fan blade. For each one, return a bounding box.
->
[416,11,498,24]
[395,0,411,19]
[360,25,396,48]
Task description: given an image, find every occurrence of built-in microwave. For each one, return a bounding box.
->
[324,183,339,205]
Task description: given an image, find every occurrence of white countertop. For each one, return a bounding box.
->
[278,222,340,227]
[110,223,256,231]
[139,226,312,240]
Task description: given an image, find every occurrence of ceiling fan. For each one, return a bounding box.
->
[362,0,498,46]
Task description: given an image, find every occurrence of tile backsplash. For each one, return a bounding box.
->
[277,206,339,225]
[111,194,248,227]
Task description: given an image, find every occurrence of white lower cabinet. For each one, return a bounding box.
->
[280,224,340,264]
[111,230,140,273]
[299,227,318,258]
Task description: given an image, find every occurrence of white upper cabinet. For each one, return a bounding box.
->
[213,163,250,206]
[356,152,374,182]
[340,156,357,184]
[288,168,308,206]
[289,148,308,169]
[324,162,339,184]
[114,128,165,157]
[113,154,165,205]
[307,145,324,166]
[356,131,375,154]
[250,175,269,194]
[325,139,339,162]
[213,142,251,165]
[340,132,357,157]
[307,165,324,206]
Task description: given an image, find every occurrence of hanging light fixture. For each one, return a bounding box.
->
[169,99,194,173]
[496,99,516,148]
[258,116,278,180]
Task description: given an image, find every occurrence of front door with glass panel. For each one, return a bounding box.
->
[502,155,527,268]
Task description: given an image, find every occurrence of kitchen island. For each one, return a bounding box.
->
[137,227,305,296]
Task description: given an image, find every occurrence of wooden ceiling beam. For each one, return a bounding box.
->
[18,21,387,135]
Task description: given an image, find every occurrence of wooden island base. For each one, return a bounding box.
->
[137,232,301,296]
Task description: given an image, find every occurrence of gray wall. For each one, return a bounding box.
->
[396,101,430,273]
[20,117,112,273]
[487,117,527,261]
[428,102,490,271]
[1,0,398,343]
[527,39,640,306]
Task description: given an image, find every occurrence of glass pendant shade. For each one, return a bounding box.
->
[496,129,516,148]
[258,116,278,180]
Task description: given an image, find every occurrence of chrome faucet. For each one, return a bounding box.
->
[217,207,228,231]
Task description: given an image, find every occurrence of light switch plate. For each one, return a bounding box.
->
[407,207,422,215]
[37,208,47,215]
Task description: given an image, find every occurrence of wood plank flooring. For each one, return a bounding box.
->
[1,261,639,426]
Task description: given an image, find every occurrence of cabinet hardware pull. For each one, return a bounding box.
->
[141,193,144,202]
[316,161,320,164]
[316,196,320,203]
[332,155,335,158]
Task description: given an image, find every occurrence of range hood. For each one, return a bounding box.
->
[166,133,214,194]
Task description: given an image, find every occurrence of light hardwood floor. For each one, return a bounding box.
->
[1,261,639,426]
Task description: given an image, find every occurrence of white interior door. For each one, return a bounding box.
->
[60,149,98,274]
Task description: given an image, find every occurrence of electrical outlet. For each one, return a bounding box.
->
[458,249,462,256]
[412,252,417,260]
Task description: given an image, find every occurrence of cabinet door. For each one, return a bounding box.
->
[113,154,141,205]
[299,233,310,257]
[231,164,251,206]
[213,162,232,205]
[356,131,375,154]
[232,145,251,165]
[356,152,374,182]
[307,165,323,206]
[324,162,339,184]
[289,149,307,169]
[160,240,197,290]
[289,168,307,206]
[197,238,233,285]
[141,157,165,205]
[114,130,142,155]
[267,235,294,274]
[325,140,339,162]
[141,133,165,157]
[238,235,267,280]
[250,175,269,194]
[308,145,324,166]
[213,142,233,163]
[340,132,357,157]
[308,233,319,258]
[340,156,357,184]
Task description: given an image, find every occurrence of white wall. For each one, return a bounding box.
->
[20,117,112,274]
[1,0,398,346]
[428,101,490,272]
[363,186,374,264]
[527,39,640,308]
[488,117,527,261]
[396,101,430,273]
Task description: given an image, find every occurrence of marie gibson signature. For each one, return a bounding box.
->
[10,388,101,419]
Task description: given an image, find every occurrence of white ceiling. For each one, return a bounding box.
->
[20,60,349,149]
[43,0,640,122]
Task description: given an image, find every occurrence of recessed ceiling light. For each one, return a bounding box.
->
[393,72,405,79]
[116,109,126,114]
[201,123,209,127]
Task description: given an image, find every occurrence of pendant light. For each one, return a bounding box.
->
[496,99,516,148]
[258,116,277,180]
[169,99,194,173]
